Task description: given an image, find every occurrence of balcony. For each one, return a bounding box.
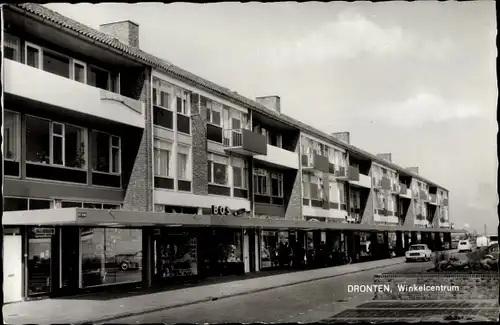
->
[419,189,429,201]
[429,194,437,205]
[223,129,267,156]
[355,173,371,188]
[391,182,400,194]
[381,177,391,190]
[301,152,329,173]
[399,184,412,199]
[254,145,299,169]
[347,166,360,182]
[4,60,144,128]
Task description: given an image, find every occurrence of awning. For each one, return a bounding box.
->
[2,208,464,233]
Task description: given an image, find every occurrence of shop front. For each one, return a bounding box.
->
[198,228,244,277]
[260,230,290,269]
[153,228,198,283]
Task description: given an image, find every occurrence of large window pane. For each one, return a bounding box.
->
[52,136,63,165]
[43,51,70,78]
[3,197,28,211]
[88,66,109,90]
[156,230,198,278]
[26,45,40,68]
[91,132,110,172]
[26,116,50,164]
[74,62,86,83]
[233,166,242,188]
[4,33,21,62]
[65,125,86,169]
[29,199,52,210]
[4,111,19,160]
[80,228,142,287]
[213,163,227,185]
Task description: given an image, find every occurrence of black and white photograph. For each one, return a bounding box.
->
[1,1,498,323]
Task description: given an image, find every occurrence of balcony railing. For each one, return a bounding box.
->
[347,166,360,181]
[223,128,267,156]
[381,177,391,190]
[372,178,382,188]
[419,189,429,201]
[430,194,437,204]
[301,152,329,173]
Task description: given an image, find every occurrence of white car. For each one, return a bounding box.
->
[405,244,432,262]
[458,240,472,252]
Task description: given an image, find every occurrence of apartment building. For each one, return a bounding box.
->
[2,3,455,303]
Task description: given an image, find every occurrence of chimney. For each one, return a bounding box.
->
[100,20,140,48]
[256,95,281,113]
[376,153,392,163]
[331,132,350,144]
[406,166,419,175]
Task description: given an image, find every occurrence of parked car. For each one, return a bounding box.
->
[458,240,472,253]
[115,251,143,271]
[405,244,432,262]
[484,243,499,260]
[476,236,489,248]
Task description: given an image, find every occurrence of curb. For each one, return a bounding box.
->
[78,259,405,324]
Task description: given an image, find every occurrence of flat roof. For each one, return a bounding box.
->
[2,208,463,234]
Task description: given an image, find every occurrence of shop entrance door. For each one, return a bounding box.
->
[59,227,80,293]
[27,227,55,297]
[3,235,23,303]
[248,229,256,272]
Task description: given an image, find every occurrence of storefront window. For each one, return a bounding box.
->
[217,230,242,263]
[261,231,289,269]
[156,230,198,278]
[27,227,55,296]
[80,228,142,287]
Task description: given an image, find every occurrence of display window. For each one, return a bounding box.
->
[155,230,198,278]
[216,230,242,263]
[79,228,142,287]
[260,231,289,269]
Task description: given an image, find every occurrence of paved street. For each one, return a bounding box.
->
[109,260,433,324]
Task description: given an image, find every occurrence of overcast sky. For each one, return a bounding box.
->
[46,2,497,233]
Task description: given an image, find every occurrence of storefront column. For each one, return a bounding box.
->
[243,229,250,273]
[396,231,403,256]
[383,232,390,258]
[254,230,260,272]
[434,232,442,251]
[142,227,153,288]
[369,232,379,259]
[410,231,418,245]
[403,232,410,251]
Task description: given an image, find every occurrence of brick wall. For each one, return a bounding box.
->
[191,94,208,195]
[285,137,303,219]
[373,273,499,300]
[403,199,416,227]
[361,189,374,224]
[123,67,152,211]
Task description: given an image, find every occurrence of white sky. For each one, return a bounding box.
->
[46,2,498,233]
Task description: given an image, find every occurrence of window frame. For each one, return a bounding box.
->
[87,64,112,91]
[232,157,247,189]
[71,59,88,84]
[153,138,173,178]
[176,89,190,116]
[3,32,21,62]
[253,168,269,196]
[50,122,66,166]
[208,153,228,186]
[4,110,21,162]
[177,144,192,181]
[24,42,43,69]
[207,100,223,127]
[91,130,122,175]
[302,173,310,199]
[270,172,284,198]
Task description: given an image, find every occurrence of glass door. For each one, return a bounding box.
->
[27,227,55,296]
[59,227,80,293]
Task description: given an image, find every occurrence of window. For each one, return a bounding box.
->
[91,131,121,174]
[310,175,319,199]
[302,173,310,198]
[25,43,41,68]
[154,139,172,178]
[176,89,189,115]
[253,169,269,195]
[267,130,282,147]
[339,182,346,204]
[177,145,191,180]
[207,101,222,126]
[72,60,87,83]
[4,111,20,160]
[3,33,21,61]
[271,173,283,197]
[43,50,70,78]
[80,228,142,287]
[329,181,339,203]
[88,66,110,91]
[208,154,228,185]
[26,117,86,168]
[232,157,247,188]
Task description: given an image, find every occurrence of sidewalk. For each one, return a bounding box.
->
[3,257,405,324]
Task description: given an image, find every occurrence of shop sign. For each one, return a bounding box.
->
[211,205,247,217]
[77,212,87,218]
[32,227,55,236]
